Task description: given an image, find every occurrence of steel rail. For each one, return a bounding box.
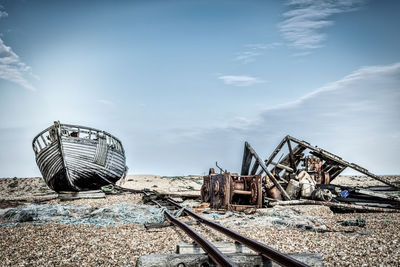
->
[152,200,238,267]
[167,198,309,267]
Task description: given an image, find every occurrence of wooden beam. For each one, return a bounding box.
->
[177,241,252,254]
[136,253,323,267]
[240,142,252,175]
[286,139,297,173]
[264,136,288,167]
[330,166,346,180]
[271,145,305,175]
[245,142,291,200]
[270,161,294,173]
[250,161,259,175]
[287,136,400,189]
[269,199,400,213]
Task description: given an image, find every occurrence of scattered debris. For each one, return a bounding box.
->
[340,217,366,227]
[200,135,400,212]
[0,199,27,209]
[269,199,399,213]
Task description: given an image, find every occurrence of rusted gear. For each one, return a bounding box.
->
[213,180,220,195]
[201,184,210,202]
[249,181,258,204]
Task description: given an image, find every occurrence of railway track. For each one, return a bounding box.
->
[151,198,310,267]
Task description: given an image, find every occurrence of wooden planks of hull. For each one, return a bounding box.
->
[32,122,127,192]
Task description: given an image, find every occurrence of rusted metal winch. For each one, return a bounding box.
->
[201,168,262,211]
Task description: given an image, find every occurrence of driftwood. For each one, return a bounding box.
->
[269,199,400,212]
[58,190,105,200]
[354,188,400,203]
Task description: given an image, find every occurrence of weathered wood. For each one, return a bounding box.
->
[250,161,260,175]
[270,161,294,173]
[136,253,323,267]
[269,199,400,212]
[355,188,400,203]
[32,121,127,192]
[240,143,253,175]
[40,134,48,146]
[321,161,334,173]
[177,241,253,254]
[287,136,400,189]
[136,253,266,267]
[264,136,288,167]
[58,190,105,200]
[245,142,291,200]
[270,145,305,175]
[330,166,346,180]
[286,139,297,173]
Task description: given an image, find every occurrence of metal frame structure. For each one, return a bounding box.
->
[240,135,399,200]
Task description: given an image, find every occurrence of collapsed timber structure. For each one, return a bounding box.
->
[201,135,400,212]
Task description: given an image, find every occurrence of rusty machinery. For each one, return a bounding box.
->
[201,168,262,211]
[201,135,399,210]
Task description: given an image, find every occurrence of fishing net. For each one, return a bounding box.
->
[0,203,165,227]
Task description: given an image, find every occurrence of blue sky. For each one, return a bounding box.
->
[0,0,399,177]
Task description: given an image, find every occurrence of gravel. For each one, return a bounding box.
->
[1,208,399,266]
[1,176,399,266]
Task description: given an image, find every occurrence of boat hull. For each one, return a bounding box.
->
[33,122,127,192]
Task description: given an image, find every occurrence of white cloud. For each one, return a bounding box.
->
[218,75,265,87]
[279,0,365,50]
[0,9,8,19]
[0,8,37,90]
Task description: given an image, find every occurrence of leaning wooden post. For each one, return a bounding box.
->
[245,142,291,200]
[286,138,297,173]
[241,142,253,175]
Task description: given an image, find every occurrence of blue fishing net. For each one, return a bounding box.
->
[0,203,165,227]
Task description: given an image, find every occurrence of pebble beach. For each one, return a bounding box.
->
[0,175,399,266]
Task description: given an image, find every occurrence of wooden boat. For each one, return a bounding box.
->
[32,121,127,192]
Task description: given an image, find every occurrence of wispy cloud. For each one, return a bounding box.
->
[245,43,282,50]
[259,62,400,112]
[218,75,265,87]
[97,99,115,106]
[0,7,37,90]
[234,51,261,64]
[279,0,365,51]
[235,42,281,64]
